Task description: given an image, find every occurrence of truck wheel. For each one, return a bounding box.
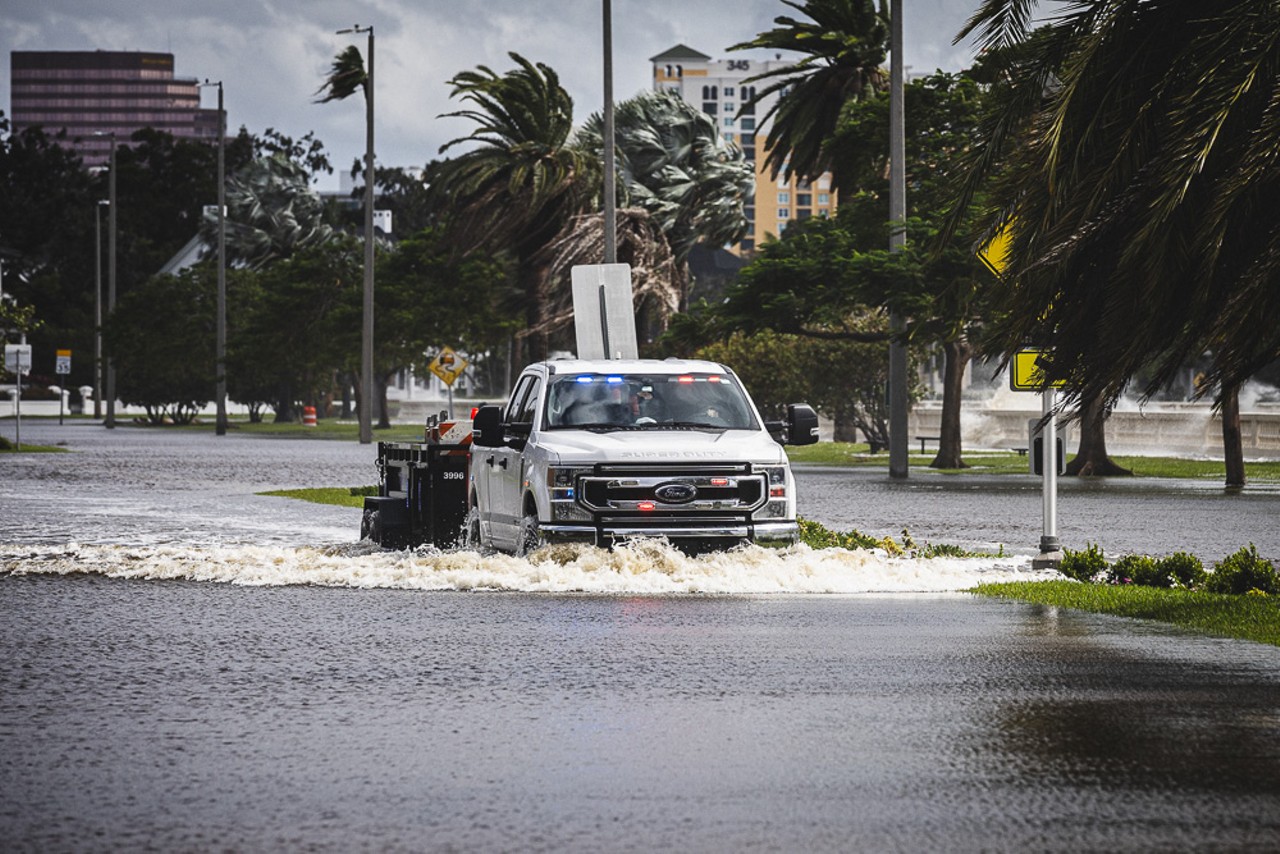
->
[360,508,382,544]
[461,507,484,552]
[516,513,545,558]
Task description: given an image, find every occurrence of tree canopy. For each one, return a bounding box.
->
[952,0,1280,409]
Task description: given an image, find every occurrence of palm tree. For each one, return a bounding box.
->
[429,53,597,363]
[540,207,684,344]
[578,91,753,264]
[951,0,1280,484]
[729,0,889,189]
[201,154,334,269]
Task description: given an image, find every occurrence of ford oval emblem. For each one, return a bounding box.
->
[654,482,698,504]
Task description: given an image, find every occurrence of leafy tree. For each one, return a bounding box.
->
[698,327,908,450]
[729,0,889,189]
[951,0,1280,484]
[359,227,516,426]
[0,115,98,386]
[106,268,215,424]
[428,53,597,363]
[229,239,362,421]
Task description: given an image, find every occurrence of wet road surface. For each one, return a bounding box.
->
[2,577,1278,852]
[2,423,1279,850]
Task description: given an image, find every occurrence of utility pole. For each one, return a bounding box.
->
[105,133,117,429]
[888,0,909,479]
[214,82,227,435]
[602,0,617,264]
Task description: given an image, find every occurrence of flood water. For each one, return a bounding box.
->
[2,422,1279,851]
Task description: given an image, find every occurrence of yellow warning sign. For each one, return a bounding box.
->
[1009,348,1066,392]
[428,346,468,387]
[977,222,1013,278]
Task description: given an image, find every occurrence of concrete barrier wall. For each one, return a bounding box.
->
[909,402,1280,458]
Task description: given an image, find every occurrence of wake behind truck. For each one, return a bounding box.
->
[360,358,819,554]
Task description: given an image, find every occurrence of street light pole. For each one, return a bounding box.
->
[94,199,107,419]
[105,132,117,430]
[887,0,908,479]
[338,24,375,445]
[602,0,617,264]
[203,80,228,436]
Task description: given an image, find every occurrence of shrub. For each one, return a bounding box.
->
[1206,545,1279,595]
[798,518,885,551]
[1059,542,1108,582]
[1156,552,1206,589]
[1106,554,1162,586]
[0,435,12,451]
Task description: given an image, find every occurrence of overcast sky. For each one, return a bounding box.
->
[2,0,981,188]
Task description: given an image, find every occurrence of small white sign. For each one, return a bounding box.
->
[56,349,72,374]
[5,344,33,376]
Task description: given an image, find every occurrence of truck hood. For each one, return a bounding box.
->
[536,429,789,466]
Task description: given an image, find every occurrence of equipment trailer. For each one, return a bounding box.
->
[359,415,473,549]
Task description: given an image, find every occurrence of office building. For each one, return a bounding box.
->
[651,44,836,254]
[9,50,220,168]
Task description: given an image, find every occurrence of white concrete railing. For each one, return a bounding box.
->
[909,401,1280,458]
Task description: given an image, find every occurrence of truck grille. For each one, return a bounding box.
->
[578,463,765,514]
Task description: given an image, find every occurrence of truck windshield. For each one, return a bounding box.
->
[545,373,758,431]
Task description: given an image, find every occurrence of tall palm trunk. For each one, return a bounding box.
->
[929,338,971,469]
[1221,383,1245,487]
[1065,392,1132,476]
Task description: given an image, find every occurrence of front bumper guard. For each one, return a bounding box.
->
[540,520,799,549]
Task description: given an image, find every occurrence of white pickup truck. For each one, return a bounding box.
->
[464,357,818,555]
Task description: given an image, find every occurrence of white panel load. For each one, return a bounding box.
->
[571,263,638,360]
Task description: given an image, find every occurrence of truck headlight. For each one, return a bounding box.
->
[547,467,592,520]
[755,465,791,518]
[756,465,788,499]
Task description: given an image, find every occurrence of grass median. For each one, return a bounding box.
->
[974,580,1280,646]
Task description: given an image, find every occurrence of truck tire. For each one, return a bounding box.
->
[460,506,484,552]
[516,512,545,558]
[360,508,382,544]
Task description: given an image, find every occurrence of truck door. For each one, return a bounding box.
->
[491,375,541,550]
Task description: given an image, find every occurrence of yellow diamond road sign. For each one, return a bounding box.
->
[428,347,468,387]
[977,223,1013,278]
[1010,348,1066,392]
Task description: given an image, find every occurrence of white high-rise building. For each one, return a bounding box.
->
[650,44,836,254]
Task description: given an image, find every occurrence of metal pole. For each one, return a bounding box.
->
[602,0,617,264]
[361,27,375,445]
[215,82,228,436]
[94,202,104,419]
[887,0,908,479]
[1035,388,1062,567]
[105,134,117,429]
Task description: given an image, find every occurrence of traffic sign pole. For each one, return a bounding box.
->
[56,349,71,426]
[1033,387,1063,569]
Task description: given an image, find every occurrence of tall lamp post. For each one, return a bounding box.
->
[337,24,375,445]
[202,80,228,436]
[94,199,108,419]
[887,0,908,478]
[103,132,118,429]
[602,0,616,263]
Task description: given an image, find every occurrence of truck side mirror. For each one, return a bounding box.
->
[472,405,505,448]
[505,421,532,450]
[785,404,820,446]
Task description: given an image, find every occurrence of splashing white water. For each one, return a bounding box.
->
[0,541,1056,594]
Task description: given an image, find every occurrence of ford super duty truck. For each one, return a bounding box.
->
[360,357,819,554]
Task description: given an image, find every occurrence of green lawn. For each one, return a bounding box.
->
[974,580,1280,646]
[785,441,1280,481]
